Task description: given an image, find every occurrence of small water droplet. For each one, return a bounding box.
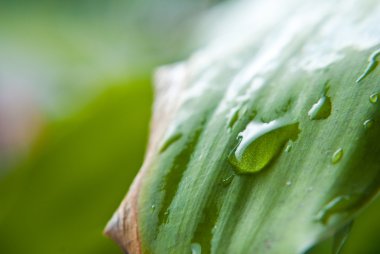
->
[286,180,292,186]
[221,175,234,186]
[308,95,332,120]
[356,49,380,83]
[331,148,343,164]
[159,133,182,153]
[363,119,374,129]
[191,243,202,254]
[228,119,300,174]
[369,93,379,104]
[285,143,292,153]
[316,195,359,224]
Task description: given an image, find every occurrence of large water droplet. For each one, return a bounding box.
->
[363,119,374,129]
[308,95,332,120]
[331,148,343,164]
[228,119,300,174]
[356,49,380,83]
[191,243,202,254]
[369,93,379,104]
[316,195,359,224]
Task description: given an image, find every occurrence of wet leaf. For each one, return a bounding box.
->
[107,0,380,253]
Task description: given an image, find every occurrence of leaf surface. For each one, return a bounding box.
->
[107,0,380,253]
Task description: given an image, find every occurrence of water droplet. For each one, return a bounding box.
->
[356,49,380,83]
[331,148,343,164]
[316,195,359,224]
[333,221,353,254]
[363,119,374,129]
[285,143,292,153]
[221,175,234,186]
[308,95,332,120]
[228,119,300,174]
[159,133,182,153]
[369,93,379,104]
[286,180,292,186]
[191,243,202,254]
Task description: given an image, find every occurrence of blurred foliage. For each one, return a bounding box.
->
[0,0,219,118]
[0,80,152,254]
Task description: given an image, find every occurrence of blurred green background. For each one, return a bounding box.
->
[0,0,378,254]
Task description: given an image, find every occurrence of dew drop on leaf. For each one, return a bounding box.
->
[331,148,343,164]
[221,175,234,186]
[285,143,292,153]
[228,119,300,174]
[369,93,379,104]
[363,119,374,129]
[308,95,332,120]
[356,48,380,83]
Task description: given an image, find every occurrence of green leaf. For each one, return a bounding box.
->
[107,0,380,253]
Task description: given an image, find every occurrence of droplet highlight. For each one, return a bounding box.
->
[228,119,300,174]
[369,93,379,104]
[308,95,332,120]
[221,175,234,186]
[285,143,292,153]
[363,119,374,129]
[356,49,380,83]
[331,148,343,164]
